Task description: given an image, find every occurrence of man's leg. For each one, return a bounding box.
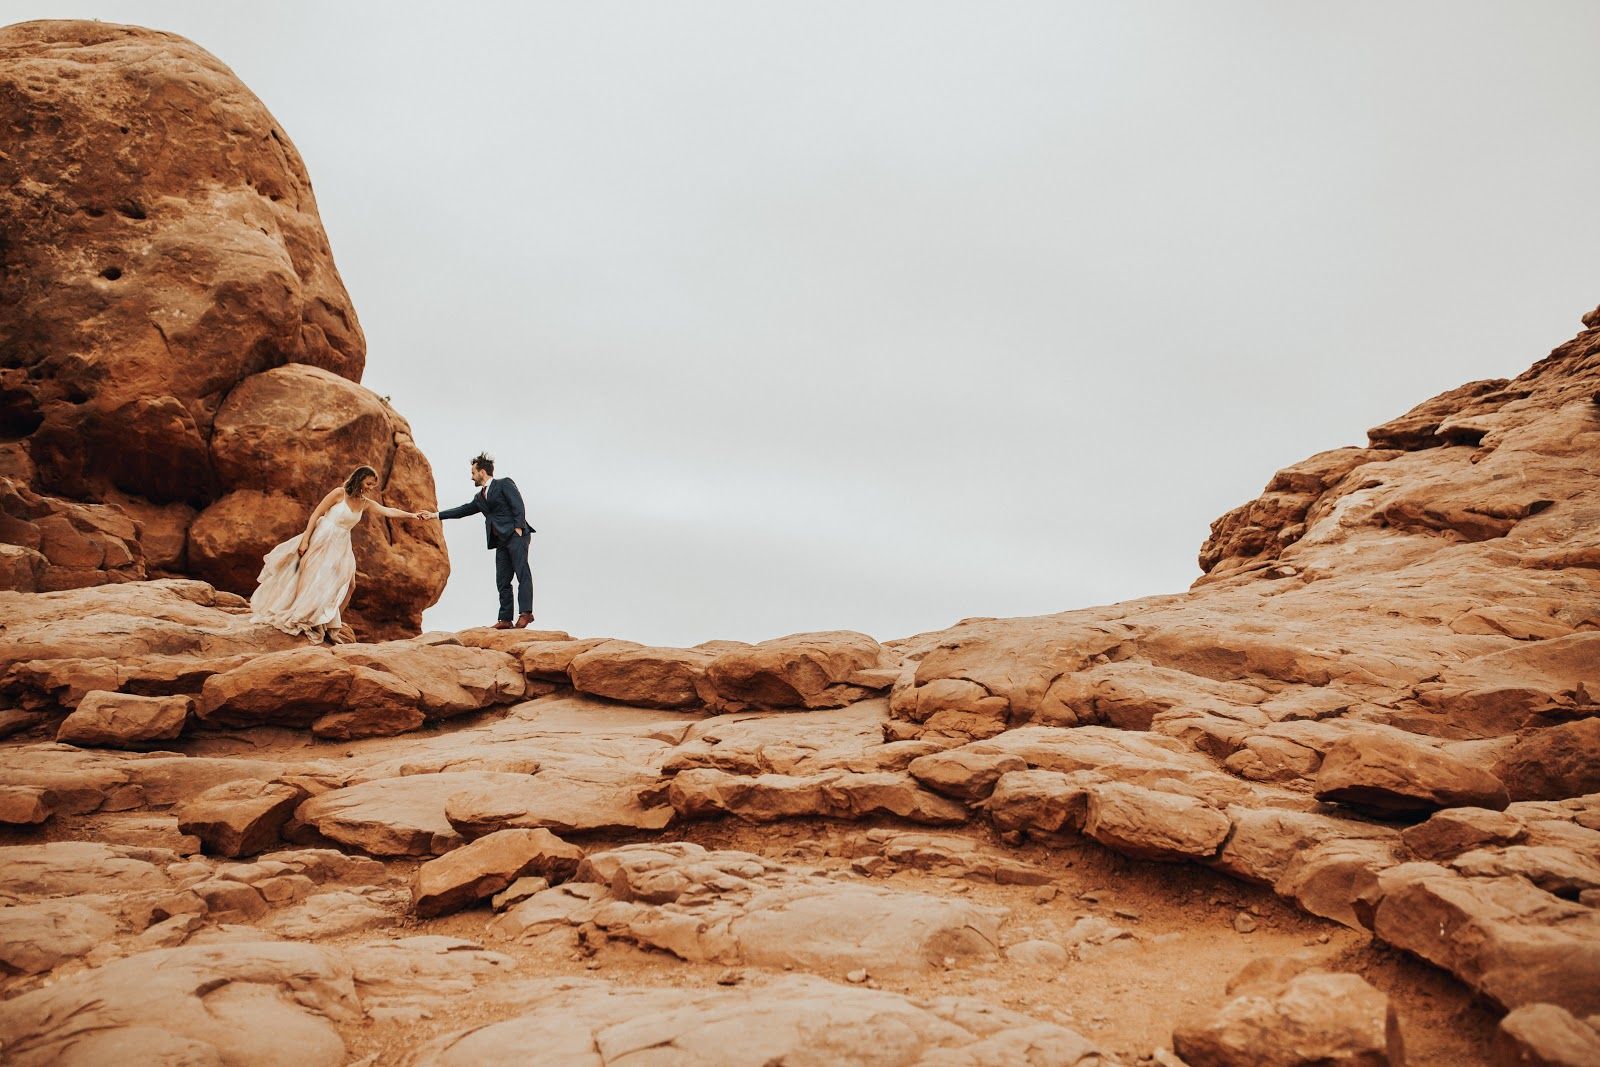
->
[509,533,534,618]
[495,544,514,622]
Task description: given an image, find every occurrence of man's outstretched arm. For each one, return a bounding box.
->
[431,497,483,521]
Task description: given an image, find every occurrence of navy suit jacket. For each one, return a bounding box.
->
[438,478,534,549]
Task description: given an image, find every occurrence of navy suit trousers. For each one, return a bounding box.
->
[496,532,534,620]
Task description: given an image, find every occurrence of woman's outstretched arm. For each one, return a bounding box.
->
[364,501,424,520]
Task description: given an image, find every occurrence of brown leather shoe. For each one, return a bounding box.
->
[492,620,512,630]
[515,613,534,629]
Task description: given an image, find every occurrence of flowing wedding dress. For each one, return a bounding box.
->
[250,497,362,642]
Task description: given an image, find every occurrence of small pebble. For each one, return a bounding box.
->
[1233,912,1258,934]
[1034,885,1059,904]
[846,969,868,984]
[1079,890,1104,903]
[1113,907,1141,921]
[716,969,743,986]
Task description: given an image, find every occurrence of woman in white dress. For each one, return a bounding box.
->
[250,465,426,643]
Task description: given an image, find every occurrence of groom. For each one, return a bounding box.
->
[426,452,535,629]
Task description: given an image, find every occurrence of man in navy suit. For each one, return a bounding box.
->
[425,452,535,629]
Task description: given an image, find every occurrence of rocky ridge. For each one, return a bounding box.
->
[3,16,1600,1067]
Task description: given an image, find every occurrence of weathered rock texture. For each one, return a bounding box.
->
[3,16,1600,1067]
[0,20,446,635]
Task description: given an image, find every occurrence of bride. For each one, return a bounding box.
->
[251,465,426,644]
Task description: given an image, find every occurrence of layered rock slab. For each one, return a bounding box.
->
[292,772,538,857]
[444,766,674,838]
[0,941,359,1066]
[199,640,525,738]
[1373,862,1600,1016]
[492,842,1005,976]
[412,828,584,918]
[1172,970,1402,1067]
[177,779,308,858]
[56,691,190,747]
[406,974,1105,1067]
[1313,732,1510,816]
[667,767,969,826]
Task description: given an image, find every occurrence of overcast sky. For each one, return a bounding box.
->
[19,3,1600,645]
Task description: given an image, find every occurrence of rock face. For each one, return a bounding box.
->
[1314,733,1511,816]
[177,779,308,857]
[292,772,538,857]
[56,691,189,747]
[492,843,1006,977]
[198,639,526,738]
[1173,970,1402,1067]
[412,828,584,918]
[0,941,359,1066]
[1492,1003,1600,1067]
[0,785,56,826]
[0,20,446,636]
[408,975,1103,1067]
[1494,718,1600,802]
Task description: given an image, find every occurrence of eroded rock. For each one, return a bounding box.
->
[1173,970,1402,1067]
[292,772,537,857]
[1314,732,1510,816]
[413,828,584,918]
[177,779,308,858]
[0,941,359,1066]
[56,691,189,747]
[407,974,1102,1067]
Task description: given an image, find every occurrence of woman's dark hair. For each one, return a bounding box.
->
[344,465,379,495]
[471,452,495,476]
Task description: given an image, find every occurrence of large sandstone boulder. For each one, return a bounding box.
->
[0,21,445,636]
[191,363,448,636]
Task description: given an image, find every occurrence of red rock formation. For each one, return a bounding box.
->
[0,21,446,635]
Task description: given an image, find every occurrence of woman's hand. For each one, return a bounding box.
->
[297,538,310,558]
